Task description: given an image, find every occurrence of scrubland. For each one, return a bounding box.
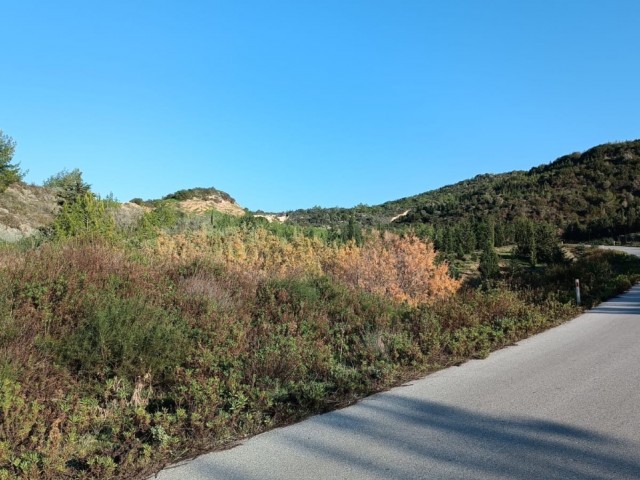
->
[1,209,638,479]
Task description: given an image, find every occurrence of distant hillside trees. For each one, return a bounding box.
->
[287,140,640,244]
[432,219,512,257]
[565,209,640,242]
[0,130,24,191]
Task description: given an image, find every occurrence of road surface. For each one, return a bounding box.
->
[155,247,640,480]
[599,245,640,257]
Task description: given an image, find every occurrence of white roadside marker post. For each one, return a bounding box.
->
[575,279,581,305]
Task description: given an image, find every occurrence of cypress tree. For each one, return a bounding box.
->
[479,243,500,282]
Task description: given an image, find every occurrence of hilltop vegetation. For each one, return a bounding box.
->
[286,140,640,243]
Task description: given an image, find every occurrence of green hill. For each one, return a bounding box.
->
[285,140,640,242]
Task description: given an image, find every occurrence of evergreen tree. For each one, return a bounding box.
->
[0,130,24,192]
[478,219,499,283]
[43,168,91,206]
[443,227,454,253]
[535,222,563,263]
[458,221,476,253]
[514,218,537,265]
[479,243,500,282]
[475,219,495,250]
[52,192,117,240]
[343,214,363,245]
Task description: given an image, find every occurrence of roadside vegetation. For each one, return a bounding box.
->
[1,133,639,479]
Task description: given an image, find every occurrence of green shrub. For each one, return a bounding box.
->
[56,295,190,384]
[43,168,91,206]
[51,193,118,240]
[143,202,182,230]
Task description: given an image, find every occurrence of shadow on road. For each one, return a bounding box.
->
[190,395,640,480]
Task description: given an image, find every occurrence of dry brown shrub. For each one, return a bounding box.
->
[151,228,329,279]
[179,271,240,314]
[326,232,460,305]
[150,228,459,306]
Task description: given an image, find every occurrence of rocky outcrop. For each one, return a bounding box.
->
[0,183,59,242]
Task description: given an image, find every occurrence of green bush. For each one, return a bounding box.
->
[43,168,91,206]
[51,193,118,240]
[56,295,190,384]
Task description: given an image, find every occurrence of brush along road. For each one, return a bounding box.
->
[155,247,640,480]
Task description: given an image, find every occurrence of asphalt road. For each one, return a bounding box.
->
[599,245,640,257]
[155,247,640,480]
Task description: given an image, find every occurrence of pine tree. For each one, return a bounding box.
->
[0,130,23,192]
[52,192,117,240]
[514,218,537,265]
[494,221,505,247]
[43,168,91,206]
[534,222,563,263]
[479,243,500,283]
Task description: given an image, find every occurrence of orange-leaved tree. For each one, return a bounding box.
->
[326,231,460,305]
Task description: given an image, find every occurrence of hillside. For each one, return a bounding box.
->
[0,185,244,242]
[0,183,59,241]
[2,141,638,244]
[285,140,640,241]
[146,186,246,217]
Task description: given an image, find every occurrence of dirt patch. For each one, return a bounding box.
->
[390,210,411,223]
[254,214,288,223]
[178,196,245,216]
[0,183,59,241]
[113,202,149,229]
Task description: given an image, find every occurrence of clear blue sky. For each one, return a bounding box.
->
[2,1,639,212]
